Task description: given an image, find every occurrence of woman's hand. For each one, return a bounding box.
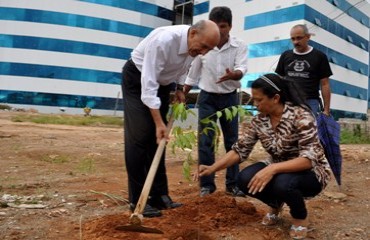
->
[193,165,212,182]
[198,165,214,178]
[247,164,276,195]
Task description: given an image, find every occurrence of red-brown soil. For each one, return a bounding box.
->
[0,111,369,240]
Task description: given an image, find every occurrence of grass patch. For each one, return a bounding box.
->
[41,154,69,163]
[340,129,370,144]
[77,157,96,174]
[0,104,11,110]
[11,114,123,127]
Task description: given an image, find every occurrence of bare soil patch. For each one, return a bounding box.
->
[0,111,369,240]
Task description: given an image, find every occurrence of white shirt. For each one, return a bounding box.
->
[131,25,194,109]
[185,36,248,93]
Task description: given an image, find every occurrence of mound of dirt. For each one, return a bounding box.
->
[81,192,278,240]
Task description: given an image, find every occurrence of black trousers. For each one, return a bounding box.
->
[121,59,171,204]
[238,162,322,219]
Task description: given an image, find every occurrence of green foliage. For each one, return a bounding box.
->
[77,157,96,174]
[171,102,195,122]
[169,102,252,181]
[199,105,251,152]
[0,104,11,110]
[11,114,122,127]
[340,129,370,144]
[169,103,197,181]
[171,126,196,151]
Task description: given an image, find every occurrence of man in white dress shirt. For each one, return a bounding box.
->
[121,20,220,218]
[184,7,248,197]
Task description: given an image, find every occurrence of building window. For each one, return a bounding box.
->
[346,35,353,43]
[360,42,366,50]
[358,68,365,74]
[345,63,352,70]
[314,18,322,26]
[344,90,351,97]
[360,18,367,25]
[332,0,340,6]
[330,56,338,64]
[174,0,193,25]
[358,93,364,100]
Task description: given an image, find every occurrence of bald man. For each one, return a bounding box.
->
[122,20,220,218]
[276,24,332,116]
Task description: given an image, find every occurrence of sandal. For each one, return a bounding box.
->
[289,225,308,239]
[261,212,280,226]
[262,204,284,226]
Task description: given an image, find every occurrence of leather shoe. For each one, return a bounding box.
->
[149,195,182,210]
[200,187,214,197]
[226,185,246,197]
[129,203,162,218]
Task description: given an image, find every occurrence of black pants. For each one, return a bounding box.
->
[237,162,322,219]
[121,59,171,204]
[197,90,239,191]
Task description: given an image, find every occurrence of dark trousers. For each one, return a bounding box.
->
[307,98,320,117]
[197,90,239,191]
[121,60,171,204]
[237,162,322,219]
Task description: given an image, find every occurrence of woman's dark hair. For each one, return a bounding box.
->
[251,73,309,109]
[209,6,232,26]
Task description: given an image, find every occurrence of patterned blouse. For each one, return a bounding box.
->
[232,102,331,188]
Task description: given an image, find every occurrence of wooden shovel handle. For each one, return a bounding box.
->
[133,115,175,216]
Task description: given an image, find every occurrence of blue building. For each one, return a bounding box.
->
[0,0,175,114]
[194,0,370,119]
[1,0,369,120]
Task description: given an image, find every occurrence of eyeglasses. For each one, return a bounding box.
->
[290,35,306,41]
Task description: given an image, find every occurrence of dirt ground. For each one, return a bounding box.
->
[0,111,369,240]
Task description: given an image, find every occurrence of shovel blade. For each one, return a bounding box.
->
[115,224,164,234]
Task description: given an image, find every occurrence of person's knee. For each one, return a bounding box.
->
[237,173,252,193]
[290,207,307,220]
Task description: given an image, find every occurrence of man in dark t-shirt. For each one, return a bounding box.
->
[275,24,332,116]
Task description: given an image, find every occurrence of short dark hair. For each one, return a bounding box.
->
[209,6,232,26]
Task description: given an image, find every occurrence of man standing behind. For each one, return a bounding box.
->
[184,7,248,197]
[122,20,220,217]
[275,24,333,116]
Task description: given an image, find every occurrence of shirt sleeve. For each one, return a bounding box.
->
[140,37,168,109]
[231,119,259,162]
[275,52,286,76]
[233,42,248,74]
[318,51,333,79]
[184,56,202,86]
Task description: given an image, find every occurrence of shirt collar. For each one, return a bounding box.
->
[218,35,238,51]
[229,36,239,47]
[293,45,313,55]
[179,26,190,55]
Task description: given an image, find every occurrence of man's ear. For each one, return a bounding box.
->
[189,28,198,38]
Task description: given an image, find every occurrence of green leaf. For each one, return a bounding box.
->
[187,109,196,116]
[181,110,187,121]
[216,111,222,119]
[224,108,232,121]
[232,106,238,117]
